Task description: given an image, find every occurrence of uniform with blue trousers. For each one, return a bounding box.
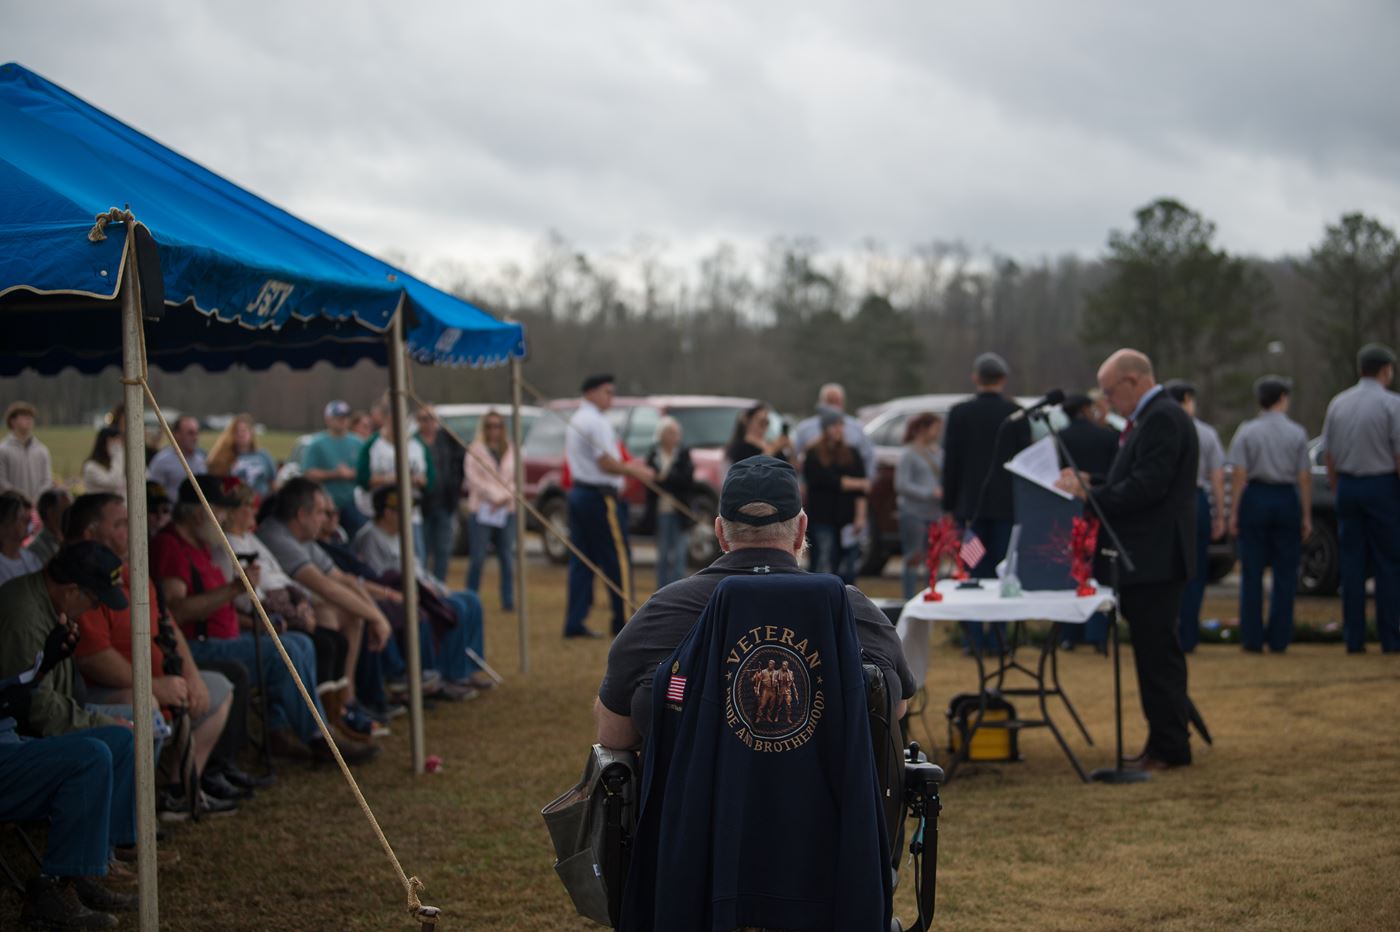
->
[622,575,890,932]
[1321,343,1400,653]
[1228,377,1311,653]
[564,375,635,638]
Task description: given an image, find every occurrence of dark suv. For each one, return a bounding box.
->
[521,395,763,566]
[1300,438,1339,595]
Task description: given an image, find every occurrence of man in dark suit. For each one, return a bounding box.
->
[942,352,1031,652]
[1056,393,1118,481]
[1058,349,1198,769]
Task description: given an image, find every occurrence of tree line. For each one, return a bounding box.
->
[6,200,1397,440]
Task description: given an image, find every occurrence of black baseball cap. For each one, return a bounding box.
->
[178,474,244,508]
[48,541,127,610]
[720,456,802,526]
[371,485,420,516]
[580,373,615,393]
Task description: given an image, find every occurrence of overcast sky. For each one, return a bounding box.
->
[6,1,1399,280]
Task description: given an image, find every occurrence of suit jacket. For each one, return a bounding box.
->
[1057,418,1119,482]
[941,392,1031,522]
[1093,390,1199,587]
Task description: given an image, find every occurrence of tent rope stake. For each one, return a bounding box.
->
[132,370,439,926]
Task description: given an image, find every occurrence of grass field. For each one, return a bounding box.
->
[2,558,1398,930]
[36,425,305,488]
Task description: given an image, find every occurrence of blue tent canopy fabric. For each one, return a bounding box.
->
[0,62,524,373]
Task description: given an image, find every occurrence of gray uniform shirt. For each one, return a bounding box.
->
[1194,419,1225,491]
[1322,379,1400,477]
[256,518,333,579]
[598,548,915,737]
[1228,411,1310,484]
[895,445,943,521]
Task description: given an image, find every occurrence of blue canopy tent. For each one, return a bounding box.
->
[1,62,521,926]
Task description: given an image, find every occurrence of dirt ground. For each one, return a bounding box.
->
[4,558,1397,931]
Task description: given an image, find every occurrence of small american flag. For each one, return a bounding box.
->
[960,531,987,569]
[665,674,687,704]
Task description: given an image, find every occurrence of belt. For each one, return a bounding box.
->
[1337,472,1395,480]
[1247,479,1295,488]
[573,481,621,494]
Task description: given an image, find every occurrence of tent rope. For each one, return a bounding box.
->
[407,390,638,614]
[89,207,133,243]
[512,374,703,526]
[135,372,437,925]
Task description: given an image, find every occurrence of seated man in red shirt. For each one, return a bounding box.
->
[151,476,375,766]
[69,492,239,814]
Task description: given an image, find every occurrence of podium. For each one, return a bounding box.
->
[1009,473,1084,591]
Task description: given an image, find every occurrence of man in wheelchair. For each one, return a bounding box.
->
[587,456,940,931]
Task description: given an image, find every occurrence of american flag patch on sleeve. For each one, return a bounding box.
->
[665,674,687,705]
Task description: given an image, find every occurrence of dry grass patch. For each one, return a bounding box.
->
[6,562,1395,930]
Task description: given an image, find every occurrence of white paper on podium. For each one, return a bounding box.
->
[1005,435,1074,500]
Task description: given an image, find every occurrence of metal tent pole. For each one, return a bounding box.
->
[511,355,529,674]
[119,220,159,930]
[390,305,426,775]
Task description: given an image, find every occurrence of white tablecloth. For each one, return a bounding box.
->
[897,580,1116,690]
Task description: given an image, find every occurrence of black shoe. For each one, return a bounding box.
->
[564,628,603,639]
[1347,646,1368,654]
[71,877,136,914]
[20,875,117,929]
[201,771,253,801]
[311,737,380,766]
[218,764,275,791]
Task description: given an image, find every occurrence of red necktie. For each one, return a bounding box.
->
[1119,418,1134,448]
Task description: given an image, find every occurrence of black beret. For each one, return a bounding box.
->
[1254,375,1292,407]
[1358,343,1396,368]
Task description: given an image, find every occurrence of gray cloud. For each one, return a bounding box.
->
[5,0,1398,275]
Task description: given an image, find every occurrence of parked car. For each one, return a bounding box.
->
[522,395,767,566]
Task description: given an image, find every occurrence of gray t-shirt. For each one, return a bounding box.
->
[1322,378,1400,476]
[255,518,332,579]
[598,548,916,737]
[1194,419,1225,491]
[1228,411,1310,484]
[351,522,400,576]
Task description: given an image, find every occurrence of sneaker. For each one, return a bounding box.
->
[344,705,390,738]
[311,737,380,766]
[198,791,240,818]
[201,771,253,801]
[20,875,117,930]
[217,764,275,791]
[157,789,193,823]
[438,681,479,702]
[113,845,180,868]
[467,672,497,690]
[72,877,136,913]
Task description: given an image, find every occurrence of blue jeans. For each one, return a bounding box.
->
[0,727,135,876]
[565,488,631,635]
[898,510,936,600]
[422,506,456,583]
[467,514,516,609]
[1178,489,1213,652]
[655,512,690,588]
[809,524,859,585]
[189,631,326,745]
[433,591,486,681]
[1337,473,1400,652]
[1238,482,1301,652]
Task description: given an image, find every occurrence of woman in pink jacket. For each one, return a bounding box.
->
[464,411,517,610]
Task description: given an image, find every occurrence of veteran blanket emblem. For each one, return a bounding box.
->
[724,625,824,753]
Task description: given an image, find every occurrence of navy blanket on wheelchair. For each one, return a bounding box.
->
[622,574,891,931]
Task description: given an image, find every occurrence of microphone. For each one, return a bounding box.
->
[1007,389,1065,422]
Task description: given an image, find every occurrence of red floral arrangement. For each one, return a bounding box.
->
[1070,516,1100,596]
[923,515,964,601]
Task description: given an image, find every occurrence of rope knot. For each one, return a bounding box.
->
[88,207,134,243]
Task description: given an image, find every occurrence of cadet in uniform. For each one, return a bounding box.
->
[1227,376,1311,653]
[1166,380,1227,652]
[563,374,655,639]
[1321,343,1400,653]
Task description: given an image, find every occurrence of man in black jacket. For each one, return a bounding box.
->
[941,352,1031,652]
[1058,349,1198,769]
[1056,393,1119,481]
